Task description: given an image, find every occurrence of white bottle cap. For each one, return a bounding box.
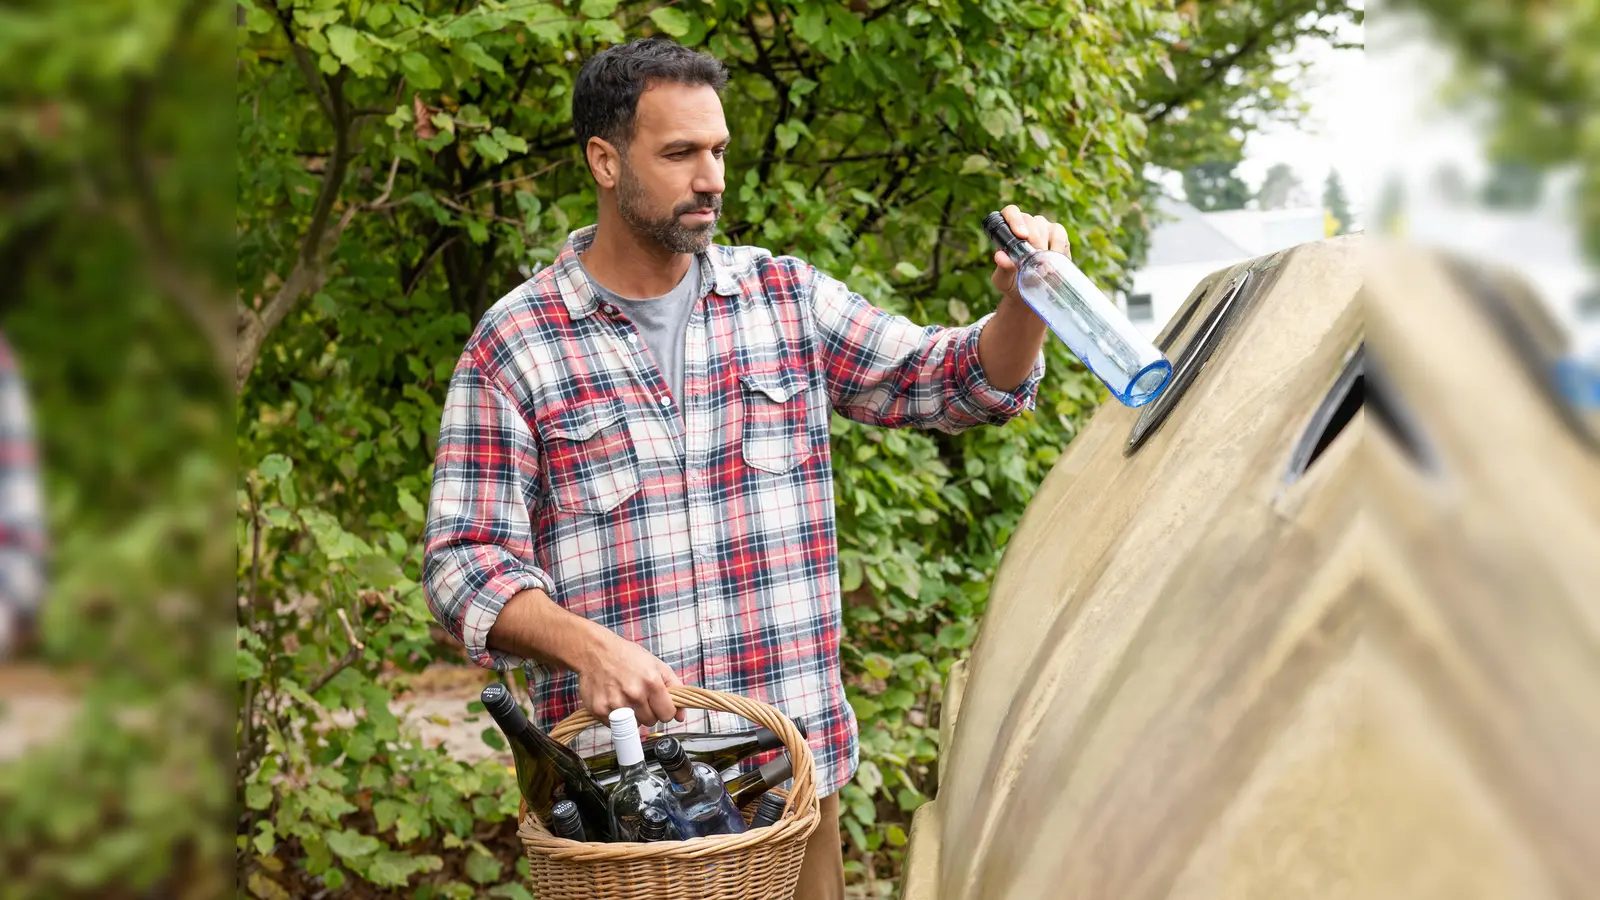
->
[609,707,644,767]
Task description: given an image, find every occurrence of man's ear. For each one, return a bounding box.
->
[586,137,622,190]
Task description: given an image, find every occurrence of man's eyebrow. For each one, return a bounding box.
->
[660,137,731,152]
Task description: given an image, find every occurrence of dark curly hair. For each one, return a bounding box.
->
[571,37,729,157]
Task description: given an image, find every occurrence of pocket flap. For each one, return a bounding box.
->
[545,397,627,442]
[738,369,807,404]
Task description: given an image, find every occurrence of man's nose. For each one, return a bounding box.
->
[692,154,725,197]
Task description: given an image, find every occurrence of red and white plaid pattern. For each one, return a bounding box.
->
[423,225,1042,797]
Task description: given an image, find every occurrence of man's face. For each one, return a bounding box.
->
[614,81,729,255]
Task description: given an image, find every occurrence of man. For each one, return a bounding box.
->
[423,36,1067,898]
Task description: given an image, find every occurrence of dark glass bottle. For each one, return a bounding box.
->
[583,721,804,782]
[637,806,672,842]
[480,683,614,841]
[725,753,794,809]
[549,799,587,841]
[654,737,747,837]
[748,792,787,829]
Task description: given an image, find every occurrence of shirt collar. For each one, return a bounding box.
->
[553,224,742,320]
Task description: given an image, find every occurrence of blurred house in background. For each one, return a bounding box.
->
[1122,194,1326,340]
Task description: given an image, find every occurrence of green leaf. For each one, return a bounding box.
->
[855,759,883,795]
[253,820,277,855]
[325,25,365,69]
[248,872,291,900]
[472,134,510,164]
[960,154,992,176]
[838,554,863,592]
[489,884,536,900]
[481,726,507,751]
[258,453,292,480]
[401,52,442,90]
[237,648,265,680]
[455,41,505,75]
[322,868,345,891]
[246,782,273,811]
[397,487,426,522]
[793,6,828,45]
[978,107,1012,139]
[579,0,619,18]
[366,850,442,887]
[789,77,819,105]
[350,553,404,588]
[883,688,915,710]
[343,731,376,763]
[897,786,926,813]
[466,850,504,884]
[649,7,691,37]
[366,3,393,28]
[324,828,381,860]
[245,5,275,34]
[893,261,921,279]
[887,824,908,847]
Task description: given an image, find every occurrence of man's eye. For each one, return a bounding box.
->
[713,147,727,159]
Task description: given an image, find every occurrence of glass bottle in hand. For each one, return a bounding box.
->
[606,707,683,842]
[654,737,748,837]
[983,211,1172,407]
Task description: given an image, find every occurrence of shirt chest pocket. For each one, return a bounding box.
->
[739,368,813,475]
[541,398,641,515]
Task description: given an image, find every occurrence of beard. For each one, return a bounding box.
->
[616,163,721,255]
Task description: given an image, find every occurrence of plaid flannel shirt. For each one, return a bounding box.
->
[423,225,1043,797]
[0,332,45,638]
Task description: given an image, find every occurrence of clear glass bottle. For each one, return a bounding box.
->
[983,211,1172,407]
[606,707,684,842]
[654,736,748,837]
[637,806,673,842]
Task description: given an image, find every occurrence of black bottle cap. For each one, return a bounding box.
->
[653,736,686,767]
[751,792,787,826]
[551,799,580,825]
[982,211,1035,261]
[639,806,670,840]
[480,683,515,717]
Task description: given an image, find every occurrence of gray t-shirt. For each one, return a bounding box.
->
[580,259,701,407]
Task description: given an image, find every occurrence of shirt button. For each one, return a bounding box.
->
[659,394,672,407]
[628,333,638,345]
[603,304,618,316]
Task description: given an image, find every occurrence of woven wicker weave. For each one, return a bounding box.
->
[516,685,819,899]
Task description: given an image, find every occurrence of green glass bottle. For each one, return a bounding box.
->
[480,683,613,841]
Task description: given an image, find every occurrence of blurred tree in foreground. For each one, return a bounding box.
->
[0,0,234,896]
[1389,0,1600,256]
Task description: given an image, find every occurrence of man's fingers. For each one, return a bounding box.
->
[1002,204,1029,241]
[1050,222,1070,256]
[647,684,677,728]
[657,664,687,722]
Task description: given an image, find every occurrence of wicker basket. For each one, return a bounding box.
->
[515,685,819,899]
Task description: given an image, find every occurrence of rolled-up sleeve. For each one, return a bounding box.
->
[800,262,1043,433]
[422,354,555,670]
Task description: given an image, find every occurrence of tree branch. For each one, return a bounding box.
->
[1142,2,1315,127]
